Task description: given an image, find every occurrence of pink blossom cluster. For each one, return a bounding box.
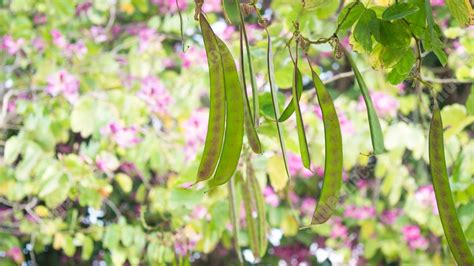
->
[330,218,349,239]
[357,91,399,117]
[380,208,402,225]
[314,106,356,135]
[173,227,202,257]
[415,185,439,215]
[1,35,25,55]
[431,0,445,6]
[182,109,208,159]
[45,70,80,103]
[263,186,280,207]
[191,205,211,221]
[344,205,376,220]
[137,76,172,114]
[51,29,87,58]
[151,0,188,13]
[401,225,429,250]
[102,122,141,148]
[202,0,221,13]
[5,247,23,264]
[300,197,316,216]
[179,46,207,69]
[287,152,314,178]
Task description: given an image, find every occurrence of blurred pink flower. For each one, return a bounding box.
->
[357,91,399,117]
[191,206,210,220]
[202,0,221,12]
[76,1,93,15]
[287,152,313,178]
[152,0,188,13]
[32,37,45,52]
[402,225,429,250]
[138,76,172,114]
[137,27,157,51]
[64,41,88,58]
[102,122,141,148]
[344,205,376,220]
[45,70,80,103]
[431,0,445,6]
[315,106,356,135]
[331,218,348,239]
[381,208,402,225]
[51,29,68,48]
[263,186,280,207]
[183,109,208,159]
[415,185,439,215]
[300,197,316,216]
[90,26,108,43]
[1,35,25,55]
[34,13,47,25]
[6,247,23,264]
[179,46,207,69]
[95,153,119,173]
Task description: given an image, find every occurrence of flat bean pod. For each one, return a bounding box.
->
[241,170,259,257]
[265,29,291,180]
[210,36,245,187]
[291,44,311,170]
[344,49,385,155]
[239,26,262,154]
[196,15,226,182]
[309,63,343,225]
[228,174,243,264]
[429,104,474,266]
[247,160,267,257]
[278,68,304,122]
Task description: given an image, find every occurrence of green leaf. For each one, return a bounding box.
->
[222,0,240,25]
[354,9,377,52]
[441,104,474,139]
[378,20,412,48]
[387,50,416,84]
[4,136,23,165]
[63,235,76,257]
[466,88,474,116]
[382,3,420,20]
[337,2,366,31]
[446,0,471,27]
[81,236,94,261]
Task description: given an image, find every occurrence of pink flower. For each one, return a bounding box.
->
[151,0,188,13]
[51,29,68,48]
[64,41,88,58]
[381,209,402,225]
[331,218,348,239]
[357,91,399,117]
[32,37,45,52]
[344,205,376,220]
[45,70,80,103]
[314,106,356,135]
[136,27,157,51]
[6,247,23,264]
[431,0,445,6]
[95,152,119,173]
[34,13,47,25]
[1,35,25,55]
[415,185,438,215]
[102,122,141,148]
[300,197,316,216]
[287,152,313,178]
[183,109,208,159]
[179,46,207,69]
[76,1,93,15]
[402,225,429,250]
[90,26,108,43]
[191,206,210,220]
[138,76,172,114]
[202,0,221,13]
[263,186,280,207]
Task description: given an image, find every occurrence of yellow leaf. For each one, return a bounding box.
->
[281,214,298,236]
[267,155,288,192]
[34,205,49,217]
